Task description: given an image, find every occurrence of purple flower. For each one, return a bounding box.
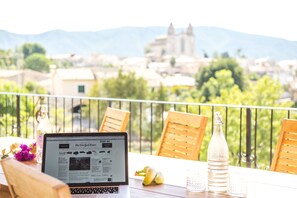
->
[20,144,30,152]
[13,143,36,161]
[29,153,35,160]
[14,152,23,161]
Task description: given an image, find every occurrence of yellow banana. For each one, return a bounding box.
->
[142,168,157,186]
[135,166,151,176]
[154,172,164,185]
[135,166,164,186]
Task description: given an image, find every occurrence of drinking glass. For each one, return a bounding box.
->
[227,171,248,197]
[186,166,207,192]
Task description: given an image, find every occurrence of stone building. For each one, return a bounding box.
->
[145,23,195,60]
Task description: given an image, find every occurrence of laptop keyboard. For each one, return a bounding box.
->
[70,187,119,194]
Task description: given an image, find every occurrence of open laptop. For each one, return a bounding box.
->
[41,132,130,198]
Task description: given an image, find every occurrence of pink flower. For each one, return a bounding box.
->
[13,143,36,161]
[20,144,30,151]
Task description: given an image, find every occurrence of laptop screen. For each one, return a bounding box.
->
[41,132,128,187]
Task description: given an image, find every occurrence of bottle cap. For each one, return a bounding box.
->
[215,112,223,124]
[40,104,48,113]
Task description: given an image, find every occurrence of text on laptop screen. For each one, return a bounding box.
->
[43,134,127,185]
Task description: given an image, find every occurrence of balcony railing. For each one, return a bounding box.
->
[1,92,297,170]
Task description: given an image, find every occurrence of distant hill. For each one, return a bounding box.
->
[1,26,297,61]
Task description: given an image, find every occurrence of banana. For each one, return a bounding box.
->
[142,168,157,186]
[136,166,164,186]
[153,172,164,185]
[135,166,151,176]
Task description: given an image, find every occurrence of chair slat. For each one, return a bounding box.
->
[159,147,190,159]
[105,117,122,123]
[164,132,197,144]
[161,143,195,155]
[281,143,297,153]
[283,139,297,147]
[101,126,116,132]
[278,158,297,166]
[168,122,200,130]
[166,125,200,138]
[160,144,192,154]
[275,164,297,174]
[279,151,297,159]
[284,132,297,141]
[104,120,122,129]
[162,137,196,149]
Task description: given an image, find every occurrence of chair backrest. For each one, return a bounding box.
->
[1,158,71,198]
[99,107,130,132]
[156,111,208,160]
[271,118,297,174]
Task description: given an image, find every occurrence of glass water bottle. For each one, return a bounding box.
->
[207,112,229,193]
[35,104,52,163]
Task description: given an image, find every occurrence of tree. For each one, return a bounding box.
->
[0,49,15,68]
[235,48,246,58]
[196,57,246,93]
[200,69,236,101]
[0,80,45,137]
[149,83,169,141]
[152,83,168,101]
[87,81,101,97]
[0,80,22,93]
[21,43,46,59]
[24,53,51,72]
[102,70,149,100]
[203,50,209,58]
[189,75,293,168]
[51,59,73,68]
[24,81,47,94]
[221,51,230,58]
[170,57,176,67]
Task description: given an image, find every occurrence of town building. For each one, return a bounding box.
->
[145,23,196,60]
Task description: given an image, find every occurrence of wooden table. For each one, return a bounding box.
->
[1,137,297,197]
[128,153,297,198]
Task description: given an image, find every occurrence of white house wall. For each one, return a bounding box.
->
[52,78,95,96]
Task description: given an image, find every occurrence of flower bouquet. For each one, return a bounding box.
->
[1,142,36,161]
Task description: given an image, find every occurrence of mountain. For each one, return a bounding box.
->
[1,26,297,61]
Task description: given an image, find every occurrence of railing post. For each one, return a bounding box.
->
[246,108,252,168]
[16,95,21,137]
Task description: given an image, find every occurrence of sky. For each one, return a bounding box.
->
[1,0,297,41]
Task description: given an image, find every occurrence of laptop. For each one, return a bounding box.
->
[41,132,130,198]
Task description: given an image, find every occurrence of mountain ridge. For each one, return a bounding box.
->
[0,26,297,61]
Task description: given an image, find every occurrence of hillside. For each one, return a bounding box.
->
[0,26,297,60]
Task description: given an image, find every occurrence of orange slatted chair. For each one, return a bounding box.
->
[156,111,208,160]
[99,107,130,132]
[271,118,297,174]
[1,158,71,198]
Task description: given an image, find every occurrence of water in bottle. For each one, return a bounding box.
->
[207,112,229,193]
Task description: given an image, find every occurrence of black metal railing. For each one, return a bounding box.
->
[1,92,297,170]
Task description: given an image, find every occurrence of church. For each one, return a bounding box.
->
[145,23,196,60]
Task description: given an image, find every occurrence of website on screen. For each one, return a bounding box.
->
[43,136,126,184]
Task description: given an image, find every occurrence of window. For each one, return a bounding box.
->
[78,85,85,93]
[180,38,185,53]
